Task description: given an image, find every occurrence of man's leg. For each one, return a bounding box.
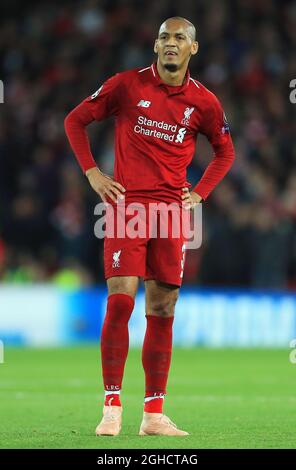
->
[101,275,139,403]
[96,275,139,436]
[139,280,188,435]
[142,279,179,413]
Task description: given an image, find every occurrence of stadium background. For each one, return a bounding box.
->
[0,0,296,449]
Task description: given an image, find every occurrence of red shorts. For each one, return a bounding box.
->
[103,203,189,287]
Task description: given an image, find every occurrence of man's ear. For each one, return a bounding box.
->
[191,41,199,56]
[154,39,158,54]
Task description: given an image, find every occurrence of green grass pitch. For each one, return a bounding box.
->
[0,346,295,449]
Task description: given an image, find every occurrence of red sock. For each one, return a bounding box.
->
[142,315,174,413]
[100,293,134,405]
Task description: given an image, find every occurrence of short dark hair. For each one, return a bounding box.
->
[159,17,196,41]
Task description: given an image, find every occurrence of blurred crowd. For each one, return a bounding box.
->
[0,0,295,289]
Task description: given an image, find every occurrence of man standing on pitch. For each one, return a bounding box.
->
[65,16,235,436]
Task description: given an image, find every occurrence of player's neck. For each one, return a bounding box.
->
[156,60,187,86]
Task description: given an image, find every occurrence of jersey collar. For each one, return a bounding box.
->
[150,62,190,95]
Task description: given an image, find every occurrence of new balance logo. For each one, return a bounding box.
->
[137,100,151,108]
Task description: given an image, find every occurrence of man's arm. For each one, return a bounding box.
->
[64,101,97,173]
[183,95,235,208]
[64,101,125,203]
[191,137,235,200]
[64,74,125,202]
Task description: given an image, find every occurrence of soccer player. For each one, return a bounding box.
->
[64,16,235,436]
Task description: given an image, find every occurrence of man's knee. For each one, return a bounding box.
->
[107,276,139,299]
[147,291,179,317]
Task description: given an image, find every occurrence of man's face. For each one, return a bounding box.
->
[154,20,198,72]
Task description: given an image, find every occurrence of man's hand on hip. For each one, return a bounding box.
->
[181,187,203,210]
[85,167,126,203]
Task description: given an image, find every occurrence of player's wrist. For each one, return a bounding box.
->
[85,167,102,179]
[191,191,203,204]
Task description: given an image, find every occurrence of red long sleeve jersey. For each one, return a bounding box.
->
[65,62,235,204]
